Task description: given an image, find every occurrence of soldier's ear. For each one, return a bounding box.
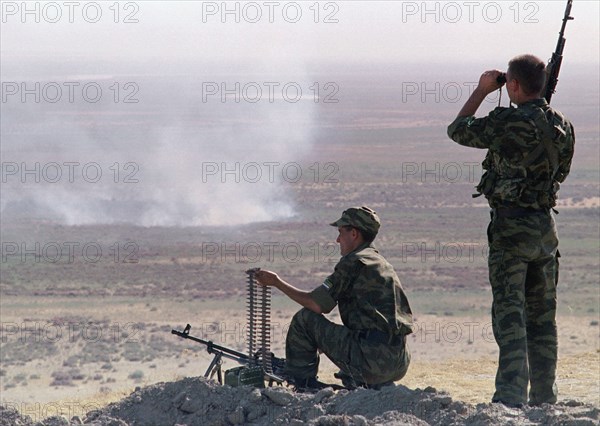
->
[351,227,363,241]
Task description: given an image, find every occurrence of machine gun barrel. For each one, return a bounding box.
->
[171,324,251,364]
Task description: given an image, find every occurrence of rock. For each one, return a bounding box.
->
[263,387,295,406]
[226,406,245,425]
[247,388,263,402]
[84,415,129,426]
[434,395,453,407]
[36,415,69,426]
[314,387,335,404]
[373,411,430,426]
[179,396,203,414]
[246,405,267,422]
[172,391,187,407]
[0,405,34,426]
[351,415,369,426]
[304,404,326,421]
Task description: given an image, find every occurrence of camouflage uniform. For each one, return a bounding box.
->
[284,208,414,387]
[448,99,575,405]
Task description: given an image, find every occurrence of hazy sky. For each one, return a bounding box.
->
[2,1,599,68]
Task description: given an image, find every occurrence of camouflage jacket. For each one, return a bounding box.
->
[311,242,413,336]
[447,99,575,209]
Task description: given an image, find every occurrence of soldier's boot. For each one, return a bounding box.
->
[288,376,342,393]
[334,370,360,389]
[528,383,558,406]
[334,370,394,390]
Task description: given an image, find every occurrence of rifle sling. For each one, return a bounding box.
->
[519,109,561,190]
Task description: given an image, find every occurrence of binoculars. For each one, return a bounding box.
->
[496,73,507,85]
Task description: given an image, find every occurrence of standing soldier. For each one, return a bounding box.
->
[254,206,413,390]
[447,54,575,407]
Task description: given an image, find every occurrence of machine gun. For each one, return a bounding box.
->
[171,323,285,387]
[544,0,574,104]
[171,268,286,387]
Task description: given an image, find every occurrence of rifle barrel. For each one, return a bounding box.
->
[544,0,573,103]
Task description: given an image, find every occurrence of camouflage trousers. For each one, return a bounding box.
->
[487,210,559,405]
[284,308,410,385]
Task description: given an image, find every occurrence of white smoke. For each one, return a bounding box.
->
[1,62,317,226]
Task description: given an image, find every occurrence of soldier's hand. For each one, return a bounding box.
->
[254,269,281,287]
[477,70,504,95]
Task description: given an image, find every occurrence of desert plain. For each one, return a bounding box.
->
[1,66,598,424]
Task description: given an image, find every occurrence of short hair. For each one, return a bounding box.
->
[508,54,547,96]
[343,225,376,243]
[361,231,376,243]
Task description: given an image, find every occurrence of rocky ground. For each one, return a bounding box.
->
[1,376,598,426]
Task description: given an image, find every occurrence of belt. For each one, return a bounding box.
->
[358,330,404,346]
[493,207,549,218]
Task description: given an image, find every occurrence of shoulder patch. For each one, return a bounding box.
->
[490,106,515,120]
[322,278,333,290]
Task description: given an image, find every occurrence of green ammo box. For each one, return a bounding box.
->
[224,366,265,388]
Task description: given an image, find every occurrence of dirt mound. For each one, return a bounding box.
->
[2,377,598,425]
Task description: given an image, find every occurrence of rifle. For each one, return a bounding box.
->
[544,0,574,103]
[171,323,286,387]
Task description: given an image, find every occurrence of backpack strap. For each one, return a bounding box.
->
[518,108,561,191]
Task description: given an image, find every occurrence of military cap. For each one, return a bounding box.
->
[330,206,381,236]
